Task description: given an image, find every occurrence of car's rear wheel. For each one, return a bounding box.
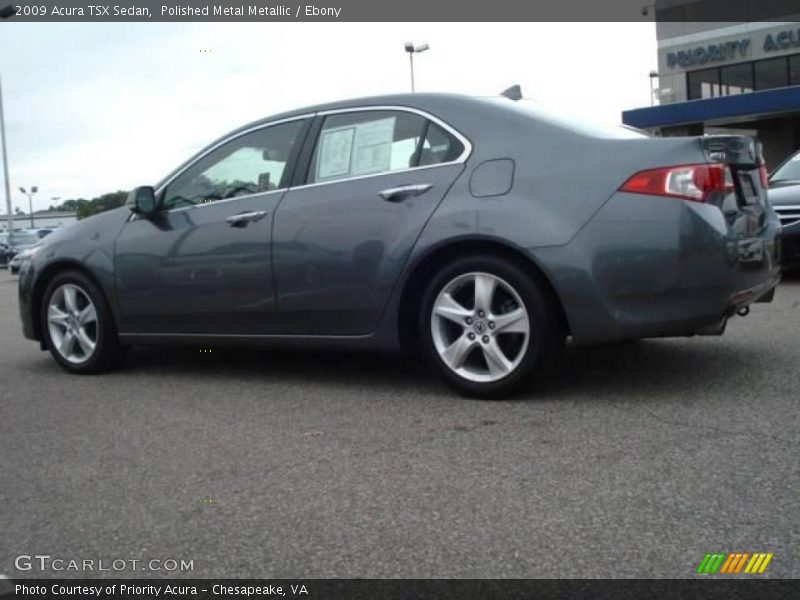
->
[420,255,564,399]
[41,270,126,374]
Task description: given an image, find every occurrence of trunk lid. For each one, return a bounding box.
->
[700,135,771,235]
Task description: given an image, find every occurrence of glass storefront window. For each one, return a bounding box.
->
[754,57,789,90]
[720,63,754,95]
[688,68,720,99]
[686,53,800,100]
[790,55,800,86]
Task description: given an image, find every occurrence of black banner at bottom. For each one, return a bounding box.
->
[0,579,798,600]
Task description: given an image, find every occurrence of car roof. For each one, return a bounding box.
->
[249,93,477,122]
[155,93,500,189]
[220,93,497,141]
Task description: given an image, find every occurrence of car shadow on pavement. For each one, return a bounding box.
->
[120,335,763,402]
[543,339,754,400]
[126,345,444,395]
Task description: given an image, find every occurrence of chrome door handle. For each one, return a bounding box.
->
[226,211,268,227]
[379,183,433,203]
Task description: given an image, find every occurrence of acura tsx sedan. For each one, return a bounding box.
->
[18,93,782,397]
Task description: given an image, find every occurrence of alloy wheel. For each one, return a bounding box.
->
[47,283,99,364]
[430,271,530,383]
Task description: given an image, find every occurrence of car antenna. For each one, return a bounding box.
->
[500,84,522,101]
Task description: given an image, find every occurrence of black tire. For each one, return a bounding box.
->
[419,254,564,399]
[40,270,126,374]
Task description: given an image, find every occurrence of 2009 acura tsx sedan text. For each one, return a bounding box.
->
[18,93,782,398]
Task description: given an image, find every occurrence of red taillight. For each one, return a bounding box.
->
[619,163,734,203]
[759,165,769,190]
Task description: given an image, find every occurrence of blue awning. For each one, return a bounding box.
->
[622,86,800,129]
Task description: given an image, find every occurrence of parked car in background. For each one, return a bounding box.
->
[9,243,41,274]
[17,93,782,397]
[34,228,57,239]
[1,231,41,270]
[8,252,23,274]
[768,149,800,270]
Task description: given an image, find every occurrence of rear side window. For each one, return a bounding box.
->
[306,110,464,184]
[419,122,464,166]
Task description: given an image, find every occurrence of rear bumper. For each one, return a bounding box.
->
[534,192,782,344]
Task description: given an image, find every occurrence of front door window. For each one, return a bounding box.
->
[162,120,305,210]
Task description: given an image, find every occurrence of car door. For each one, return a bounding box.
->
[114,117,309,335]
[272,108,469,335]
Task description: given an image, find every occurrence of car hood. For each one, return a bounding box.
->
[36,207,128,249]
[768,183,800,206]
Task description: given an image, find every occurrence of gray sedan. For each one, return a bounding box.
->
[18,94,781,397]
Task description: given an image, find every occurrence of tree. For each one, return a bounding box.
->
[76,200,96,220]
[53,190,128,220]
[94,191,127,213]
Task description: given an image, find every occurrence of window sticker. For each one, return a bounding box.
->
[316,116,397,181]
[351,117,396,176]
[317,126,355,181]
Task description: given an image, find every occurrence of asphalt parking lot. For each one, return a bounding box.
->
[0,268,798,579]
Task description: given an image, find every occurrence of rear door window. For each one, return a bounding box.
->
[308,111,427,184]
[305,110,465,184]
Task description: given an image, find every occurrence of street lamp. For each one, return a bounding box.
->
[404,42,429,93]
[0,73,12,239]
[0,6,15,240]
[19,186,37,228]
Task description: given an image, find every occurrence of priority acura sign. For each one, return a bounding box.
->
[667,27,800,70]
[666,39,750,69]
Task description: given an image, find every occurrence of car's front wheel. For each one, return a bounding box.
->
[41,270,126,374]
[420,255,564,399]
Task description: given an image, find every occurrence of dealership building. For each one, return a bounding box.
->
[0,210,77,232]
[623,3,800,168]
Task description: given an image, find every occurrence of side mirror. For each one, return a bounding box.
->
[126,186,157,216]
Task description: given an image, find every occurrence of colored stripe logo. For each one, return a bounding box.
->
[696,552,773,574]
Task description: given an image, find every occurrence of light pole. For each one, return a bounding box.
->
[404,42,429,93]
[19,186,37,228]
[0,73,12,238]
[1,5,16,239]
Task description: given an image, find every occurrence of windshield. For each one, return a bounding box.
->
[771,151,800,182]
[9,232,40,245]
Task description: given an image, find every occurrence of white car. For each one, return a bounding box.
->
[9,244,41,275]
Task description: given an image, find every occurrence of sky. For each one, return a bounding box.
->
[0,22,656,213]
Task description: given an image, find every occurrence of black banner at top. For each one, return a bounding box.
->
[1,0,800,22]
